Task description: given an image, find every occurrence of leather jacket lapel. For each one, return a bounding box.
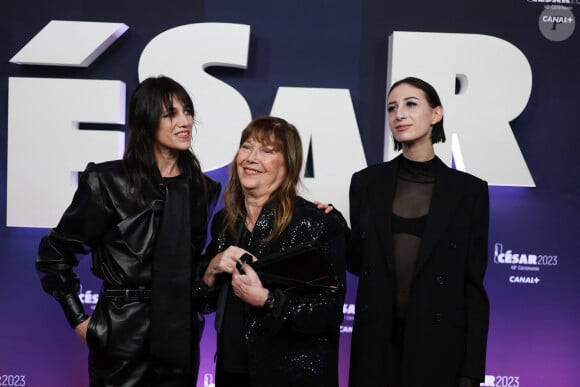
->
[117,170,165,263]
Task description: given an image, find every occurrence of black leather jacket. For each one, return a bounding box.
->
[36,160,221,328]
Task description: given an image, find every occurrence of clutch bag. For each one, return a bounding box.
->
[250,240,337,291]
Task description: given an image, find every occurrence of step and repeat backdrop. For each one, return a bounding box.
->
[1,1,579,386]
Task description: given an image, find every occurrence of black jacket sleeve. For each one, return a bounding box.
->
[36,163,112,328]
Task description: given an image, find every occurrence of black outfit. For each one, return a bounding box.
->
[200,197,348,387]
[36,160,220,387]
[348,155,489,387]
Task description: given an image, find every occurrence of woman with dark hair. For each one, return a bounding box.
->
[36,76,221,386]
[200,116,348,387]
[348,77,490,387]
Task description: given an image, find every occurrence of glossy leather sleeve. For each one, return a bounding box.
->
[36,163,113,328]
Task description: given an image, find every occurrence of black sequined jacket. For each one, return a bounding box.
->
[200,197,348,387]
[36,160,221,328]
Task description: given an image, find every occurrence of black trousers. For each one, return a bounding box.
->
[87,297,201,387]
[215,370,252,387]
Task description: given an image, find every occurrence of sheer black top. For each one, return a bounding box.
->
[391,156,436,325]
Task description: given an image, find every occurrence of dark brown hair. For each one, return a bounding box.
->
[123,76,204,202]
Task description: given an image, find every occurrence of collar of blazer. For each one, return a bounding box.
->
[413,156,461,275]
[368,155,461,274]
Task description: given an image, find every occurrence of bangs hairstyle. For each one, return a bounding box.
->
[123,76,203,204]
[388,76,446,151]
[223,116,303,241]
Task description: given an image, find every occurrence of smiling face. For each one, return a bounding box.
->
[153,96,193,157]
[235,136,287,201]
[387,82,443,151]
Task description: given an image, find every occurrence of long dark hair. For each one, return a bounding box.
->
[388,76,446,151]
[123,76,205,203]
[223,116,303,241]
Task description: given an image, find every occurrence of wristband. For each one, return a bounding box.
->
[263,290,275,310]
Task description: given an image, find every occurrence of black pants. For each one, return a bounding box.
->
[215,370,252,387]
[87,297,201,387]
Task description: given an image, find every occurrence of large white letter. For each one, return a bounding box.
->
[7,78,125,227]
[10,20,128,67]
[138,23,252,171]
[271,87,367,223]
[386,31,534,187]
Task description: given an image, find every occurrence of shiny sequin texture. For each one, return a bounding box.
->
[199,197,348,386]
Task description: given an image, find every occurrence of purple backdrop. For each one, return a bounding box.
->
[1,1,580,387]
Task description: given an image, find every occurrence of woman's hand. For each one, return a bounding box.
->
[231,263,269,308]
[74,317,91,345]
[203,246,254,287]
[313,201,334,214]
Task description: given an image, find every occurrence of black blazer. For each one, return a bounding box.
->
[348,155,489,387]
